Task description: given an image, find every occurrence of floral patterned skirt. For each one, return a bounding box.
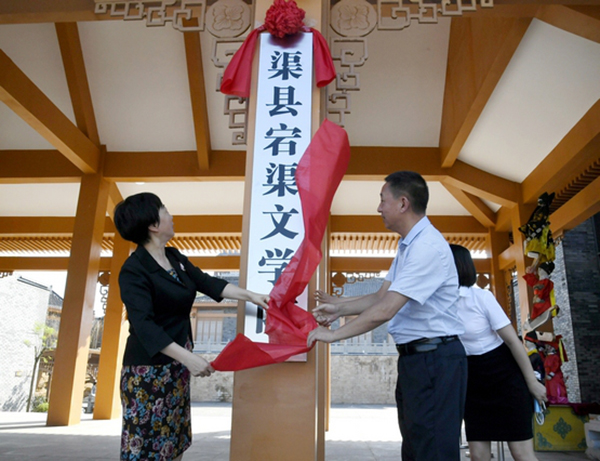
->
[120,361,191,460]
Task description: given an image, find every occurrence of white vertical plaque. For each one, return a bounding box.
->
[244,32,314,342]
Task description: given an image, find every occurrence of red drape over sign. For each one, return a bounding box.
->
[211,119,350,372]
[220,26,336,98]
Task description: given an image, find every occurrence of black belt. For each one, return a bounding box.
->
[396,335,459,357]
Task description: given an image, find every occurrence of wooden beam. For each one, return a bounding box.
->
[0,214,489,236]
[103,150,246,180]
[0,149,246,182]
[0,50,100,173]
[1,146,520,198]
[183,19,211,170]
[330,215,387,233]
[0,257,74,271]
[0,217,76,235]
[550,175,600,235]
[55,22,100,146]
[442,183,497,227]
[429,215,488,233]
[488,229,510,307]
[107,182,123,221]
[344,147,440,180]
[521,99,600,204]
[0,255,242,272]
[173,215,243,233]
[329,215,487,234]
[0,0,109,24]
[536,5,600,43]
[0,216,114,235]
[441,160,521,206]
[330,257,393,273]
[0,150,83,183]
[495,206,513,232]
[0,215,247,235]
[439,16,532,168]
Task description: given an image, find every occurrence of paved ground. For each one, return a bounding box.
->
[0,403,591,460]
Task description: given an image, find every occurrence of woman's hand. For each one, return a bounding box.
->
[249,292,270,310]
[315,290,335,304]
[183,354,215,378]
[307,326,336,348]
[312,303,341,327]
[528,379,548,404]
[220,284,270,309]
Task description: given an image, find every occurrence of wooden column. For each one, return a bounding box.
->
[47,172,110,426]
[316,219,332,458]
[93,233,132,419]
[488,229,510,312]
[229,0,327,458]
[510,204,534,330]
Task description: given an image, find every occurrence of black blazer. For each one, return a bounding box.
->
[119,245,228,366]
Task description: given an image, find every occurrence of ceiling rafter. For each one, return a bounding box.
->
[550,174,600,235]
[102,150,246,180]
[441,182,496,228]
[183,18,211,170]
[0,0,114,25]
[0,150,83,183]
[0,145,523,205]
[439,15,532,168]
[535,4,600,43]
[55,22,100,146]
[0,215,488,236]
[329,215,488,234]
[521,98,600,204]
[0,50,100,174]
[107,183,123,220]
[438,160,521,206]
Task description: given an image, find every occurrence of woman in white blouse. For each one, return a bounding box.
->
[450,244,547,461]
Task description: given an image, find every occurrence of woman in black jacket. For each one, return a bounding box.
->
[114,192,269,461]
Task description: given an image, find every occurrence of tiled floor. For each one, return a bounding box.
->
[0,403,591,460]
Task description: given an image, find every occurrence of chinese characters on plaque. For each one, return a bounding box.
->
[244,32,314,343]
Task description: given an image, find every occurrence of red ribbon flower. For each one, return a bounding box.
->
[220,0,336,98]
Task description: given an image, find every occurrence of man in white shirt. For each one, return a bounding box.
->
[308,171,467,461]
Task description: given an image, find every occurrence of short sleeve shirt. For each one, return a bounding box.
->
[386,217,464,344]
[456,285,510,356]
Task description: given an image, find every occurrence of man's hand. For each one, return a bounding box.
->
[314,290,335,304]
[307,326,336,348]
[312,303,341,327]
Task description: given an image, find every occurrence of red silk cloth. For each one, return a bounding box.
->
[220,26,336,98]
[211,119,350,371]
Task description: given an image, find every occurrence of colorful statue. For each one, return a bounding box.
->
[519,192,556,265]
[543,342,569,404]
[525,333,569,404]
[522,261,559,331]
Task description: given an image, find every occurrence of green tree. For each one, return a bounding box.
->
[24,323,57,412]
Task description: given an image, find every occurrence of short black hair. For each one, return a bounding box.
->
[384,171,428,214]
[450,244,477,287]
[113,192,163,244]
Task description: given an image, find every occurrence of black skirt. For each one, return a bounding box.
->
[464,342,534,441]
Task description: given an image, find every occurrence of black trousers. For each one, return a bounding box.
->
[395,339,467,461]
